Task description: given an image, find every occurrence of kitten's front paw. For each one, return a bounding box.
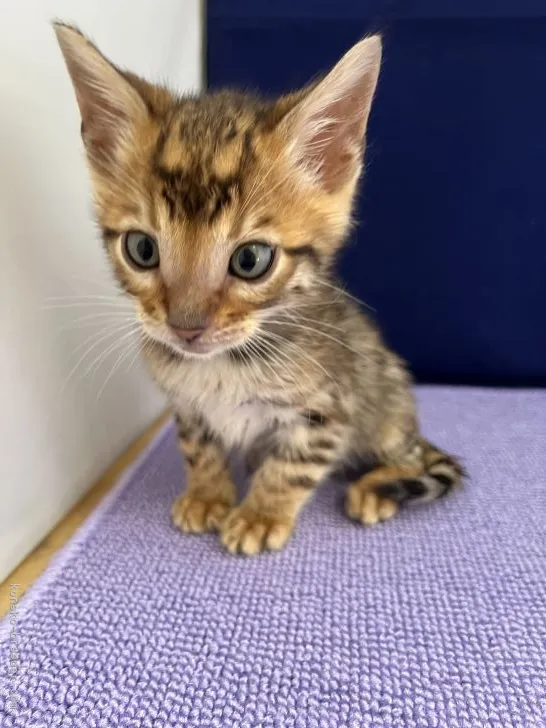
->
[171,492,232,534]
[220,506,295,555]
[345,485,398,526]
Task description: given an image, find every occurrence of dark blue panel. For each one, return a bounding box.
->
[209,1,546,21]
[207,12,546,385]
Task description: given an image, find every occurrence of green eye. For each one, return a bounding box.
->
[229,242,274,280]
[124,231,160,269]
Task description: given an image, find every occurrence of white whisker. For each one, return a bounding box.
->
[61,321,140,393]
[265,318,365,359]
[249,335,310,403]
[59,311,136,330]
[45,293,131,303]
[124,339,145,374]
[276,308,353,335]
[97,335,140,399]
[244,338,286,388]
[81,327,139,382]
[68,273,121,293]
[234,343,261,393]
[43,301,134,312]
[258,328,341,396]
[69,319,138,357]
[315,279,375,312]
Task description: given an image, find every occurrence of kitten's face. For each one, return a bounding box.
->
[95,94,348,358]
[55,25,381,358]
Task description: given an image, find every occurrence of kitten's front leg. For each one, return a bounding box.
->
[171,413,236,534]
[221,420,344,555]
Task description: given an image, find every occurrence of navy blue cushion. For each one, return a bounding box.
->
[207,1,546,385]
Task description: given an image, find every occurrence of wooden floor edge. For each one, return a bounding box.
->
[0,411,170,618]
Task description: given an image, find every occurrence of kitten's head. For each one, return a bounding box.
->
[54,24,381,358]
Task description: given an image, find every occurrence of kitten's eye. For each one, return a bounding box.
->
[124,231,160,269]
[229,242,274,280]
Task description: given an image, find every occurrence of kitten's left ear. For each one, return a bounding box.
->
[53,22,148,168]
[279,35,382,193]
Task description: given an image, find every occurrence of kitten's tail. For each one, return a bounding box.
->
[374,439,465,504]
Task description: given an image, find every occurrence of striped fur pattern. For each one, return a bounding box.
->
[55,25,463,555]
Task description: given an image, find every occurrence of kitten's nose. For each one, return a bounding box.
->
[170,326,206,343]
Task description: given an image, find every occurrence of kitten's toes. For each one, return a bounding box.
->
[345,485,399,526]
[220,506,294,555]
[171,492,232,534]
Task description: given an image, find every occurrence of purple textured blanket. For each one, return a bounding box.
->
[1,388,545,727]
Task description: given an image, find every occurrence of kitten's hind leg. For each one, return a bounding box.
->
[345,437,464,526]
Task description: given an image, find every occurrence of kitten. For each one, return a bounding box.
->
[55,24,463,555]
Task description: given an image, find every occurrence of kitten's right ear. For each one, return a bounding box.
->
[53,22,147,167]
[278,36,381,194]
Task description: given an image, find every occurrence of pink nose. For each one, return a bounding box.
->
[171,327,206,343]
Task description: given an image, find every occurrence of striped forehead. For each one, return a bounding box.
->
[151,113,255,225]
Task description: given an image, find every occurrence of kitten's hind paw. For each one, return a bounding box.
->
[220,505,294,555]
[345,485,399,526]
[345,442,462,526]
[171,492,232,534]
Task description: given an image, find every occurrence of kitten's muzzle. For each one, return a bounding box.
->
[167,312,211,343]
[169,325,207,343]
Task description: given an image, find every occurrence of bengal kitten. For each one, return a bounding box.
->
[55,24,463,555]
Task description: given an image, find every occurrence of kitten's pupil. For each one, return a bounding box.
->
[239,247,257,272]
[139,237,154,261]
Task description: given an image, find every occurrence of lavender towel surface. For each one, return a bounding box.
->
[1,387,545,728]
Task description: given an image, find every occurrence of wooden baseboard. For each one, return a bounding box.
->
[0,412,169,618]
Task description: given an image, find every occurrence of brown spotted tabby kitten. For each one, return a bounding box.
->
[55,24,463,555]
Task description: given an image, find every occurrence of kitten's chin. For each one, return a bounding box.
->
[172,342,225,360]
[144,330,251,361]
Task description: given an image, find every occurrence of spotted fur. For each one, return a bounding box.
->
[55,24,463,555]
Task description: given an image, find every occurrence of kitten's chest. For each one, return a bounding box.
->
[200,395,296,452]
[155,355,298,451]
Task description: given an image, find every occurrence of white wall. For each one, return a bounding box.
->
[0,0,201,580]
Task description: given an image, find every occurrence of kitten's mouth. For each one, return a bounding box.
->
[145,325,252,360]
[174,338,226,357]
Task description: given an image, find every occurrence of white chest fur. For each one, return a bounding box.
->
[201,397,297,451]
[152,354,299,452]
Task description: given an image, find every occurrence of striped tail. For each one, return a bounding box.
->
[375,440,465,505]
[345,439,465,526]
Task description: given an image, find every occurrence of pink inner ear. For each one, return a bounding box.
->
[70,64,132,167]
[55,26,145,170]
[80,92,130,166]
[287,38,381,194]
[304,94,366,194]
